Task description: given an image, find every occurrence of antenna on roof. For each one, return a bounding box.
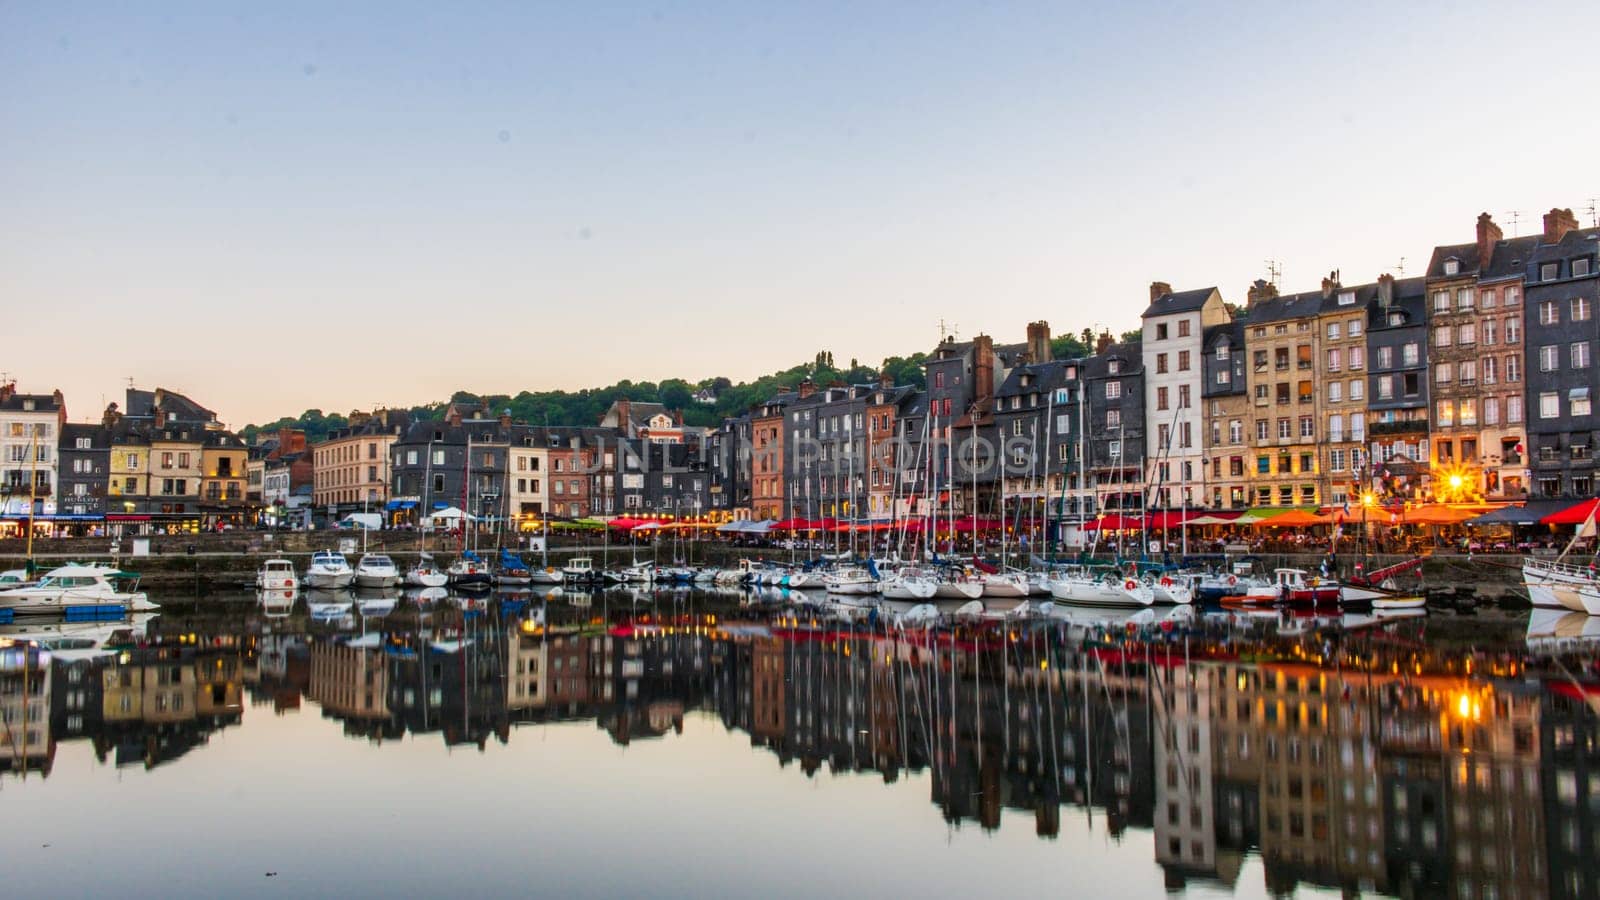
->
[1586,199,1599,228]
[938,318,948,340]
[1505,210,1523,237]
[1264,259,1282,287]
[1396,256,1406,276]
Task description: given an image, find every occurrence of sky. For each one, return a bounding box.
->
[3,1,1597,428]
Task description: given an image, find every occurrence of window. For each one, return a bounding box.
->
[1257,456,1270,474]
[1348,319,1362,337]
[1178,350,1190,371]
[1156,323,1168,340]
[1433,325,1452,348]
[1327,348,1341,371]
[1459,398,1477,426]
[1327,322,1343,340]
[1277,418,1291,439]
[1327,414,1344,442]
[1443,259,1460,276]
[1402,342,1419,366]
[1106,410,1120,428]
[1229,420,1242,443]
[1179,319,1192,337]
[1337,290,1355,306]
[1572,388,1591,417]
[1328,382,1343,402]
[1216,368,1230,385]
[1254,349,1268,371]
[1256,419,1268,441]
[1484,397,1499,425]
[1456,287,1474,310]
[1540,345,1560,372]
[1156,353,1168,373]
[1299,416,1313,438]
[1573,341,1592,369]
[1055,414,1069,435]
[1573,297,1592,321]
[1350,413,1364,441]
[1540,262,1559,282]
[1349,346,1363,369]
[1108,359,1120,374]
[1349,379,1364,401]
[1330,448,1346,471]
[1574,258,1594,277]
[1508,395,1523,423]
[1178,384,1190,408]
[1459,359,1476,385]
[1105,381,1120,399]
[1436,400,1455,426]
[1377,346,1393,369]
[1505,285,1520,306]
[1435,362,1453,385]
[1505,317,1519,343]
[1215,343,1229,360]
[1483,319,1497,345]
[1054,388,1069,403]
[1507,355,1521,382]
[1458,322,1475,344]
[1433,290,1449,312]
[1156,386,1169,410]
[1540,392,1560,419]
[1377,375,1393,399]
[1540,300,1559,325]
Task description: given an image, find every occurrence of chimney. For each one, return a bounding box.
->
[798,378,816,399]
[1377,273,1395,308]
[102,403,122,428]
[1095,329,1114,355]
[1543,207,1580,244]
[878,369,894,390]
[1246,278,1279,305]
[348,409,371,427]
[1149,281,1173,303]
[52,389,66,426]
[1025,320,1051,364]
[1320,270,1340,299]
[447,408,463,427]
[616,398,631,433]
[1475,212,1503,269]
[972,334,995,405]
[0,382,12,404]
[499,410,512,428]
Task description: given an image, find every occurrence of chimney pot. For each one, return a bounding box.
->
[1025,320,1051,364]
[1377,273,1395,307]
[1149,281,1173,303]
[1095,330,1114,355]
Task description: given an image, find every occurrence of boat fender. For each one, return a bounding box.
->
[1160,576,1173,587]
[1227,575,1238,587]
[1124,579,1138,591]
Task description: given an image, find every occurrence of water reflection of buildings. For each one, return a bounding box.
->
[2,637,245,777]
[4,611,1598,899]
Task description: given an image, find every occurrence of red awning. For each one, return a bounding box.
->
[1144,510,1201,529]
[770,518,810,530]
[1084,513,1143,531]
[1542,498,1600,525]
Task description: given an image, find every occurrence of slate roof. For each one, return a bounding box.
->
[0,391,61,413]
[1141,287,1219,319]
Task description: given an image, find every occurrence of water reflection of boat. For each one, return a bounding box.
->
[0,613,151,656]
[405,586,450,605]
[258,586,297,615]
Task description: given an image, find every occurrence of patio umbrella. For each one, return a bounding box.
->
[1464,505,1537,526]
[1543,497,1600,525]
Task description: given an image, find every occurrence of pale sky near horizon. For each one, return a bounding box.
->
[4,1,1597,427]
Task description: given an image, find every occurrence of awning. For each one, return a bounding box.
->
[1187,512,1242,526]
[106,514,151,522]
[1465,505,1540,526]
[1252,509,1330,526]
[1083,513,1143,531]
[1543,498,1600,526]
[1397,504,1481,526]
[384,499,418,511]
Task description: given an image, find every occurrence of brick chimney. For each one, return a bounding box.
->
[1149,281,1172,303]
[1475,212,1503,270]
[1376,273,1395,308]
[1246,279,1278,306]
[498,410,512,428]
[1095,329,1114,355]
[447,408,463,427]
[878,369,894,390]
[1543,207,1580,244]
[0,382,13,404]
[102,403,122,428]
[972,334,995,404]
[798,378,816,399]
[1320,270,1341,299]
[52,389,66,426]
[1025,320,1051,364]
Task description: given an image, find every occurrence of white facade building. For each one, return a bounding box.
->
[1141,285,1230,509]
[0,386,65,516]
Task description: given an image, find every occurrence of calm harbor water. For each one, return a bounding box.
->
[3,586,1597,899]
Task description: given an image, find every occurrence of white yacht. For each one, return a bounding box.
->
[981,571,1031,600]
[0,563,156,616]
[355,554,400,588]
[405,552,449,588]
[881,566,938,600]
[821,566,878,595]
[1048,570,1156,607]
[305,550,356,590]
[933,568,984,601]
[255,559,299,591]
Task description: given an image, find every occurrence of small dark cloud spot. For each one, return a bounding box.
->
[498,130,511,143]
[225,112,238,126]
[303,63,318,77]
[578,227,592,240]
[57,35,70,51]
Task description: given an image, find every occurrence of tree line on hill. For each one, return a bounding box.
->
[241,329,1128,444]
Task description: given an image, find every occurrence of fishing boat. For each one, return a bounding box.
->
[305,550,356,589]
[1571,585,1600,616]
[496,549,533,586]
[1223,568,1340,607]
[354,554,401,589]
[563,557,599,581]
[0,563,155,617]
[1522,557,1594,612]
[255,558,299,591]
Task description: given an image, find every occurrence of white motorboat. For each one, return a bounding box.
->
[255,558,299,591]
[306,550,356,590]
[529,565,564,585]
[822,566,878,595]
[0,568,32,587]
[0,563,155,616]
[405,553,449,588]
[1146,573,1195,605]
[881,567,938,600]
[1522,557,1594,612]
[1048,571,1156,607]
[447,551,493,590]
[355,554,401,589]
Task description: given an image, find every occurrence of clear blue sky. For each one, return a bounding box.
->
[3,1,1596,426]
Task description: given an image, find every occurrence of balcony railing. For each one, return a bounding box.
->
[1369,419,1429,437]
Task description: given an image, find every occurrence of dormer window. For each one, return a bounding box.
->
[1337,290,1355,306]
[1064,366,1077,381]
[1108,360,1121,374]
[1575,258,1592,278]
[1443,258,1460,276]
[22,400,34,411]
[1215,343,1230,361]
[1389,311,1404,326]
